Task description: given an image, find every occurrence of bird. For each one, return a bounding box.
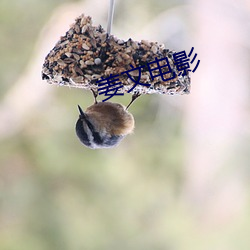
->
[75,91,139,149]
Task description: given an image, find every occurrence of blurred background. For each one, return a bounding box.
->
[1,0,250,249]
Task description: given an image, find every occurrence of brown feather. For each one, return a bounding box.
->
[85,102,134,135]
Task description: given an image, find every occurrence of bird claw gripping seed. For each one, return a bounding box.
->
[42,14,190,95]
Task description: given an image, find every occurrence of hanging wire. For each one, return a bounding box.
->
[107,0,115,34]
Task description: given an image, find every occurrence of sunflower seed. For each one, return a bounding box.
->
[82,43,90,50]
[85,60,94,65]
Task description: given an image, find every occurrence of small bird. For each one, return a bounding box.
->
[75,92,137,149]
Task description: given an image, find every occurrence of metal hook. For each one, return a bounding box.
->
[107,0,115,34]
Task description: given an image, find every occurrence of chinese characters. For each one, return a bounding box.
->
[97,47,200,102]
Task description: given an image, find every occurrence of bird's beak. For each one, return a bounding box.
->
[77,105,86,119]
